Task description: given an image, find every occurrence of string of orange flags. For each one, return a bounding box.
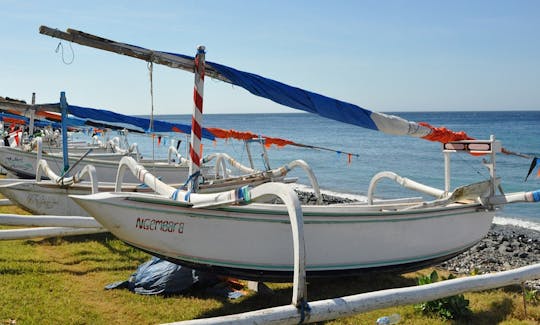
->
[0,99,360,164]
[419,121,539,179]
[205,127,360,164]
[3,102,538,170]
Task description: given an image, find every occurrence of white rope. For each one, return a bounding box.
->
[55,41,74,65]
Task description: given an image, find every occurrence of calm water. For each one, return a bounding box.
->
[111,111,540,223]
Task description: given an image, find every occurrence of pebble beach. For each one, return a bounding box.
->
[438,223,540,288]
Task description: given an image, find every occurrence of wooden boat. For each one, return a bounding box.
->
[0,178,156,217]
[71,135,540,281]
[0,98,216,183]
[0,145,202,183]
[39,28,540,284]
[0,149,305,217]
[72,185,493,281]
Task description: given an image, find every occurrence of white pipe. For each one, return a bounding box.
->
[203,153,259,175]
[36,159,99,194]
[73,165,99,194]
[248,182,306,307]
[215,156,229,178]
[0,199,12,206]
[244,140,255,169]
[115,156,175,197]
[168,146,189,165]
[0,227,106,240]
[129,143,142,161]
[283,160,322,204]
[35,136,43,164]
[444,151,450,193]
[0,214,100,228]
[489,190,540,205]
[167,263,540,325]
[202,155,322,204]
[368,171,445,205]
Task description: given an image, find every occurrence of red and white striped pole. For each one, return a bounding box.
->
[188,45,206,192]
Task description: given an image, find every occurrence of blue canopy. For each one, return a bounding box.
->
[37,27,473,142]
[209,61,378,130]
[163,51,428,137]
[67,104,215,140]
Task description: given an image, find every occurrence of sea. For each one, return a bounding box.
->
[101,111,540,229]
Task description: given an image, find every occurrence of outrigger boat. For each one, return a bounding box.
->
[39,27,539,285]
[72,136,539,281]
[0,92,321,218]
[0,98,215,183]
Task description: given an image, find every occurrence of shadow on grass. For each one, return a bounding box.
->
[189,272,418,320]
[181,273,518,324]
[457,297,514,325]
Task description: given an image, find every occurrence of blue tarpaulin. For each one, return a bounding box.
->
[105,257,219,295]
[67,104,216,140]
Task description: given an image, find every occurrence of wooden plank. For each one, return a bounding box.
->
[39,26,230,83]
[0,99,60,113]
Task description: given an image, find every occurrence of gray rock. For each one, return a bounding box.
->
[437,224,540,289]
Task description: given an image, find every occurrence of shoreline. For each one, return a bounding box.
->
[437,223,540,289]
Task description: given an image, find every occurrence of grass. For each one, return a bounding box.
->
[1,203,540,324]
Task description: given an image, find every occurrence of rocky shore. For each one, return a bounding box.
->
[294,190,540,288]
[437,223,540,288]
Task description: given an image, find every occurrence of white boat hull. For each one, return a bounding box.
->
[71,191,494,281]
[0,146,210,183]
[0,179,164,216]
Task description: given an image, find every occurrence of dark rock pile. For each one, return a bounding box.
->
[295,190,358,205]
[438,224,540,289]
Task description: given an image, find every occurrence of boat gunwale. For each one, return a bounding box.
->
[72,191,489,223]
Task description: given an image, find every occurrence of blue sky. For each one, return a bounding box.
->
[1,0,539,115]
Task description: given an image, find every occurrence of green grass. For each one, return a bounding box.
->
[1,202,540,324]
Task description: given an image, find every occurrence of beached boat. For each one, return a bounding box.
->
[0,98,217,183]
[0,150,304,217]
[0,178,142,217]
[0,145,202,183]
[0,93,314,217]
[73,134,540,281]
[40,28,540,284]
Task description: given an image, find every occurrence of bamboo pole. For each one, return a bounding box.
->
[0,214,100,228]
[0,227,106,240]
[38,26,229,83]
[0,98,60,113]
[0,199,12,206]
[165,263,540,325]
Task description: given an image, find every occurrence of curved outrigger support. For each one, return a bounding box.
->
[107,136,142,161]
[115,155,308,308]
[367,135,507,207]
[367,171,445,205]
[367,135,540,209]
[35,138,99,194]
[168,145,189,165]
[202,152,322,204]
